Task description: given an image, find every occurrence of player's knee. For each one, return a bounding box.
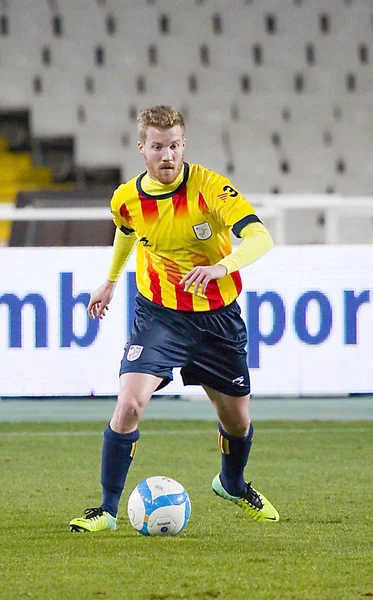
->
[128,398,145,422]
[221,417,251,438]
[119,394,145,416]
[111,391,149,431]
[233,421,251,437]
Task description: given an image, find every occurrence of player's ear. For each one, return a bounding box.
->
[138,141,144,154]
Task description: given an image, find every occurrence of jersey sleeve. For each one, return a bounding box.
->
[202,170,261,237]
[107,228,137,282]
[110,184,135,235]
[217,222,274,274]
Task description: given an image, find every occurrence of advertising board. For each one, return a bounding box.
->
[1,246,372,396]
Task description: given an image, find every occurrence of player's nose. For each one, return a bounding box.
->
[162,147,173,161]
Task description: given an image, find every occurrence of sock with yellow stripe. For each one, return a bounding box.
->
[218,422,254,497]
[100,425,139,517]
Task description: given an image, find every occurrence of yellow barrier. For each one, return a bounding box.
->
[0,136,8,152]
[0,152,33,169]
[0,167,52,185]
[0,139,58,243]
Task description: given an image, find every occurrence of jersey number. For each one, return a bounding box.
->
[223,185,238,197]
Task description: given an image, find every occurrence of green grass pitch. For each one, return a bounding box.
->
[1,420,372,600]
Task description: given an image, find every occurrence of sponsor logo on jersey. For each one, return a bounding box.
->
[193,222,212,240]
[127,345,144,361]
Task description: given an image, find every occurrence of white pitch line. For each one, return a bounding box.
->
[0,427,372,438]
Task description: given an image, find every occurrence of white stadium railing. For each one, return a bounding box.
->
[0,195,373,244]
[255,195,373,244]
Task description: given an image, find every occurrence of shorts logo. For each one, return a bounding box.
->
[193,222,212,240]
[232,376,245,386]
[127,345,144,361]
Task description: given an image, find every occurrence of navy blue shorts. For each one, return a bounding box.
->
[120,294,250,397]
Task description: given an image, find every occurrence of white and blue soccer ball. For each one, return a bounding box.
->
[127,476,191,536]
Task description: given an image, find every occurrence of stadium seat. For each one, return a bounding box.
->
[1,0,373,214]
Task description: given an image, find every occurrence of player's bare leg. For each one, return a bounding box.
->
[203,384,251,437]
[110,372,163,433]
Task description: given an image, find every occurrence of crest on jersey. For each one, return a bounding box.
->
[127,345,144,362]
[193,222,212,240]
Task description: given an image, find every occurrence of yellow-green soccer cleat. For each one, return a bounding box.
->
[212,475,279,523]
[69,507,117,532]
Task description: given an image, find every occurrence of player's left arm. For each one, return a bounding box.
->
[217,221,274,274]
[180,223,273,294]
[180,173,273,294]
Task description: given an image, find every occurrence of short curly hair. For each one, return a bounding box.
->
[137,105,185,143]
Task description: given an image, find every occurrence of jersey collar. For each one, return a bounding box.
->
[136,162,190,200]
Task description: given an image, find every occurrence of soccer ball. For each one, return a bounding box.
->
[127,475,191,536]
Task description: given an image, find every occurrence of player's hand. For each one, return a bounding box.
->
[179,264,228,295]
[87,280,117,320]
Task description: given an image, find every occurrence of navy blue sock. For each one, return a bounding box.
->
[218,422,254,496]
[100,425,139,517]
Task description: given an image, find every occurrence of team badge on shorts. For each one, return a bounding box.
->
[127,345,144,361]
[193,222,212,240]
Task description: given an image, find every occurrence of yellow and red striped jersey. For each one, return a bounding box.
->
[110,162,260,311]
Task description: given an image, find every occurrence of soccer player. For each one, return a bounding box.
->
[69,105,279,532]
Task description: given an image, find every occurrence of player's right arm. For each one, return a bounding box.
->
[88,186,137,320]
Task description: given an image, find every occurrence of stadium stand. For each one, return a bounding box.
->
[0,132,54,243]
[0,0,373,245]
